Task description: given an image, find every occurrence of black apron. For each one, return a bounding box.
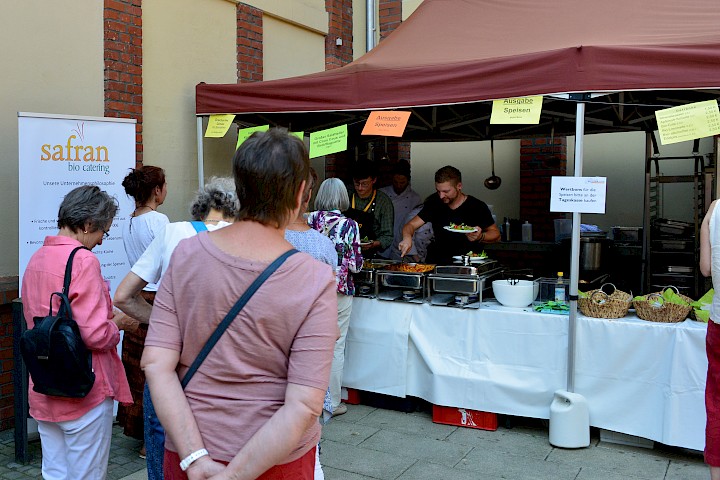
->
[343,192,378,241]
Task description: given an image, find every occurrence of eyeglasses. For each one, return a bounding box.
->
[102,228,110,239]
[353,180,373,189]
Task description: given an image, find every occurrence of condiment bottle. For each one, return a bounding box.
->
[554,272,566,303]
[522,221,532,242]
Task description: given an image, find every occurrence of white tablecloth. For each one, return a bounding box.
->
[342,297,708,450]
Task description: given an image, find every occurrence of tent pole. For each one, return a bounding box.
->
[196,116,205,190]
[567,101,585,393]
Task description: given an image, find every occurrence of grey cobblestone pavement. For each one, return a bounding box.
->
[0,423,145,480]
[0,404,710,479]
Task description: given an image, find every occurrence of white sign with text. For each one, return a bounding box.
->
[18,113,136,293]
[550,177,607,214]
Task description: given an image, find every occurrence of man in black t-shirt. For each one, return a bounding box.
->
[398,165,500,264]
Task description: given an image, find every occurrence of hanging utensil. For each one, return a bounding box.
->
[484,139,501,190]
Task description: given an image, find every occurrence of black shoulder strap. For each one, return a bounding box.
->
[180,249,299,389]
[53,246,88,317]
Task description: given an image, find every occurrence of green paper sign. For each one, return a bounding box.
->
[291,131,304,141]
[309,125,347,159]
[236,125,269,149]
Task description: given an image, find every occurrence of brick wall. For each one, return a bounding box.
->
[104,0,143,167]
[237,3,263,82]
[519,136,568,241]
[0,277,19,430]
[325,0,353,70]
[378,0,402,41]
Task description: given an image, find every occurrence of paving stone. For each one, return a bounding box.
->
[665,459,710,480]
[320,439,418,480]
[396,460,486,480]
[355,408,457,441]
[358,429,473,468]
[446,425,554,461]
[322,420,381,446]
[456,449,581,480]
[322,465,378,480]
[546,443,669,479]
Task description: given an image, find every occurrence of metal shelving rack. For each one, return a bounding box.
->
[642,154,714,298]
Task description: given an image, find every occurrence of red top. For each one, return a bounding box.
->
[21,236,132,422]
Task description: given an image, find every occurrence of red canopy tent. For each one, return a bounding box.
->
[195,0,720,400]
[196,0,720,141]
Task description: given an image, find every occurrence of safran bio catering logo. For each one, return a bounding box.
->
[39,122,111,175]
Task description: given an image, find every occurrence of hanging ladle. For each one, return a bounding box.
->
[484,139,501,190]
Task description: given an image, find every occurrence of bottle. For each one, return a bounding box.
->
[554,272,567,303]
[504,217,512,242]
[522,221,532,242]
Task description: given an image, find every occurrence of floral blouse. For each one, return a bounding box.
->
[308,210,363,295]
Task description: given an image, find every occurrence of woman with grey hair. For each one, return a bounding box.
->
[114,176,238,480]
[21,185,138,479]
[308,178,363,416]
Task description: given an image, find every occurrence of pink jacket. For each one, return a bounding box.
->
[21,236,132,422]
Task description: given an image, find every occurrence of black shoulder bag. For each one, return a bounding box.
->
[180,249,298,389]
[20,246,96,398]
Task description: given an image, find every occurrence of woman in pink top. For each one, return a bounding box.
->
[21,185,138,479]
[143,129,338,480]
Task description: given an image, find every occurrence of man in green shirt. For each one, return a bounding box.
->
[345,162,394,257]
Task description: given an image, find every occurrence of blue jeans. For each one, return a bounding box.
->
[143,383,166,480]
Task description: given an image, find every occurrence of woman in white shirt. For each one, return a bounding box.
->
[118,165,169,449]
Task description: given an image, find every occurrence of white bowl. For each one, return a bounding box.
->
[492,280,539,308]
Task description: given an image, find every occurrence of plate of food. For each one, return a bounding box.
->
[444,223,478,233]
[452,251,489,262]
[359,236,374,246]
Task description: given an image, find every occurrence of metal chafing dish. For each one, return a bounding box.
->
[353,259,397,298]
[375,263,434,303]
[427,260,503,308]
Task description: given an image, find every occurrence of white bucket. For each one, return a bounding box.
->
[549,390,590,448]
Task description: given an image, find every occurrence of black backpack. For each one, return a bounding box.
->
[20,246,96,398]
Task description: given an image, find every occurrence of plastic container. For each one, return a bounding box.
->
[554,218,572,242]
[537,277,570,304]
[432,405,498,431]
[522,221,532,242]
[549,390,590,448]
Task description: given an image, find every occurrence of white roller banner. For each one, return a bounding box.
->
[18,113,136,294]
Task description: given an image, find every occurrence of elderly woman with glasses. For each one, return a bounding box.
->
[21,185,138,479]
[114,176,239,480]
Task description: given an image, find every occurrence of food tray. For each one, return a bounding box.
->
[381,263,435,273]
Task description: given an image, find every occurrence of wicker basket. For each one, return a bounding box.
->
[578,283,632,319]
[632,287,692,323]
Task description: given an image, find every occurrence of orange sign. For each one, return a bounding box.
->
[361,111,411,137]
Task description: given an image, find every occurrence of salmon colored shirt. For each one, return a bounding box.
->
[146,232,338,464]
[21,236,132,422]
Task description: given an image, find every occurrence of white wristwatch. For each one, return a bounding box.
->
[179,448,209,471]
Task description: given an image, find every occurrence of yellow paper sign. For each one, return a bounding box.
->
[204,114,236,138]
[236,125,270,149]
[291,131,304,141]
[361,111,411,137]
[309,125,348,159]
[490,96,543,124]
[655,100,720,145]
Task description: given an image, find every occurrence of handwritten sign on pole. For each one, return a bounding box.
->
[236,125,270,149]
[309,125,348,159]
[361,111,411,137]
[490,96,543,124]
[655,100,720,145]
[205,114,236,138]
[550,177,607,214]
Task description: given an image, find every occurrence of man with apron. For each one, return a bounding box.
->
[344,162,394,258]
